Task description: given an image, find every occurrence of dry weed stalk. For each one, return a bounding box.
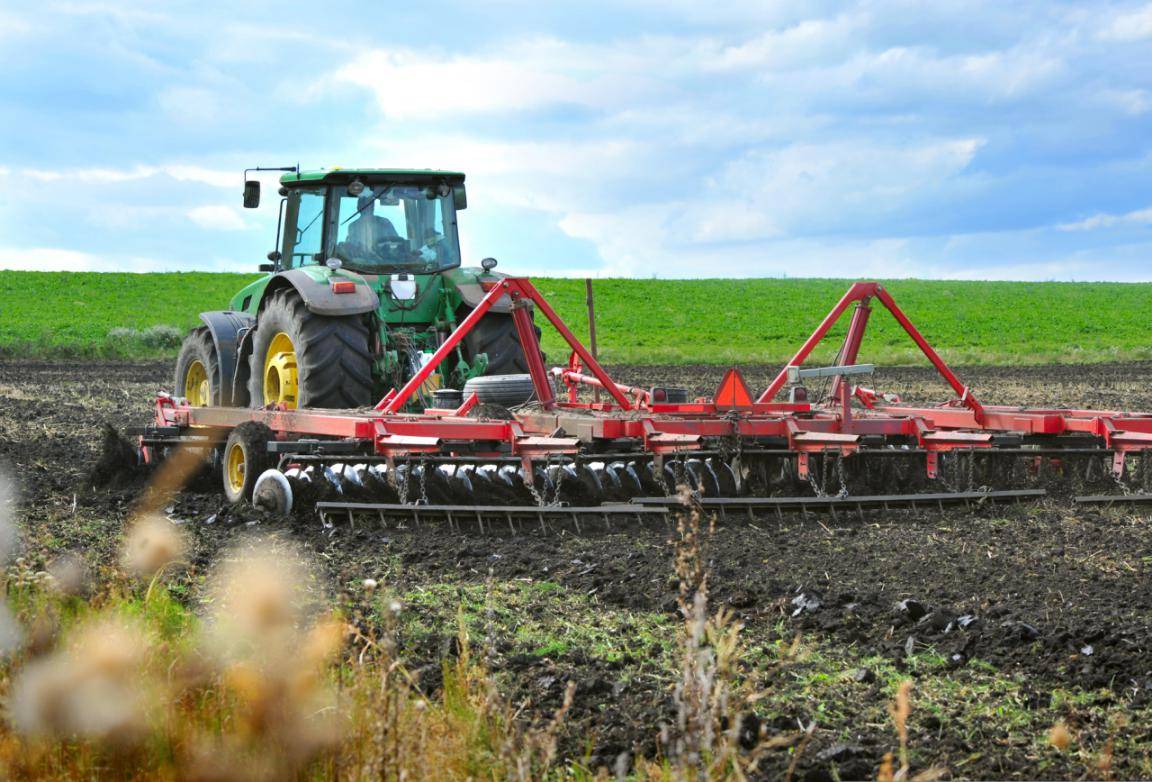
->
[891,678,912,776]
[8,615,154,745]
[879,680,948,782]
[650,485,769,781]
[1,539,347,781]
[1048,720,1073,751]
[122,512,187,578]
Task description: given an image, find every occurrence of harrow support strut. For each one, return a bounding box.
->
[758,282,984,423]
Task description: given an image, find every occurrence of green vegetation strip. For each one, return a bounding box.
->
[2,271,1150,365]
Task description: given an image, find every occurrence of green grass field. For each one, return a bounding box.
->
[2,270,1150,365]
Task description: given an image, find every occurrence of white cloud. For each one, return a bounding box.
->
[362,133,657,215]
[709,138,983,235]
[706,13,865,71]
[0,10,31,39]
[1099,88,1152,116]
[0,247,102,271]
[157,86,224,124]
[1058,205,1152,231]
[20,164,236,187]
[1098,3,1152,41]
[0,247,163,272]
[325,34,741,120]
[543,224,928,279]
[785,44,1066,107]
[43,2,168,23]
[938,259,1093,280]
[330,47,594,119]
[187,205,246,231]
[622,137,987,247]
[0,246,235,272]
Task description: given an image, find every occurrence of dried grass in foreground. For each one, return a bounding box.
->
[0,473,781,780]
[0,538,584,781]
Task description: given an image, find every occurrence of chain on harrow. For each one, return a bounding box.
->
[835,453,849,498]
[806,454,827,498]
[397,457,410,505]
[418,458,429,505]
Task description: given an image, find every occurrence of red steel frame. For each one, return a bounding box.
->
[153,279,1152,481]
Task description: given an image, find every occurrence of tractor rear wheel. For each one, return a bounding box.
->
[174,327,219,406]
[248,288,373,409]
[460,311,542,376]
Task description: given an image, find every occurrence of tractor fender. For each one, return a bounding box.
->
[198,310,255,406]
[275,267,379,317]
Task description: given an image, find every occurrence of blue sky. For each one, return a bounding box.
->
[1,1,1150,280]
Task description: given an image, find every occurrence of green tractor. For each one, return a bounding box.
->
[174,167,538,411]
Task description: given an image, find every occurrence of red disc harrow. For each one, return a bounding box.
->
[139,279,1152,522]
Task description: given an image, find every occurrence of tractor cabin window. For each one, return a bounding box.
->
[283,188,326,268]
[330,184,460,273]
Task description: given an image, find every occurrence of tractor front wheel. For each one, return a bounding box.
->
[174,328,219,406]
[247,288,373,409]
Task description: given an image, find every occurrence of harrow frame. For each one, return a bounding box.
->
[143,278,1152,515]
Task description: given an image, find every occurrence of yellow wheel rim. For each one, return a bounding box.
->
[185,360,210,406]
[225,442,246,495]
[263,332,299,408]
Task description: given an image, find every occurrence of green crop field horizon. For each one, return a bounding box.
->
[2,270,1151,367]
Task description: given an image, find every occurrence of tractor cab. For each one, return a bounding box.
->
[183,165,534,412]
[259,169,467,275]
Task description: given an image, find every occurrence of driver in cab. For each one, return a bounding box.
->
[344,193,400,255]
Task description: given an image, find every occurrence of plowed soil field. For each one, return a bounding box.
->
[2,359,1151,780]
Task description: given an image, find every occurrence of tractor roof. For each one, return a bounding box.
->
[281,168,466,186]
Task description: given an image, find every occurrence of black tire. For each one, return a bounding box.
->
[248,287,373,409]
[459,311,542,376]
[173,327,220,406]
[222,421,274,504]
[463,374,540,407]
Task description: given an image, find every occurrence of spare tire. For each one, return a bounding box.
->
[463,374,540,407]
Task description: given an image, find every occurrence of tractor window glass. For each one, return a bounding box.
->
[330,184,461,272]
[283,188,326,267]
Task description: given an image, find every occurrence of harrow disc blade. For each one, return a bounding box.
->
[253,469,293,514]
[708,457,739,496]
[364,464,401,503]
[608,461,643,498]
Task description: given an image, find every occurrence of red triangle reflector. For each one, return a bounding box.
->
[714,367,754,410]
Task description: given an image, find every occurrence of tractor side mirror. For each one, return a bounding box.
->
[243,180,261,208]
[453,186,468,210]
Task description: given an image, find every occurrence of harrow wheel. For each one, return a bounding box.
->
[174,328,219,407]
[222,422,274,504]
